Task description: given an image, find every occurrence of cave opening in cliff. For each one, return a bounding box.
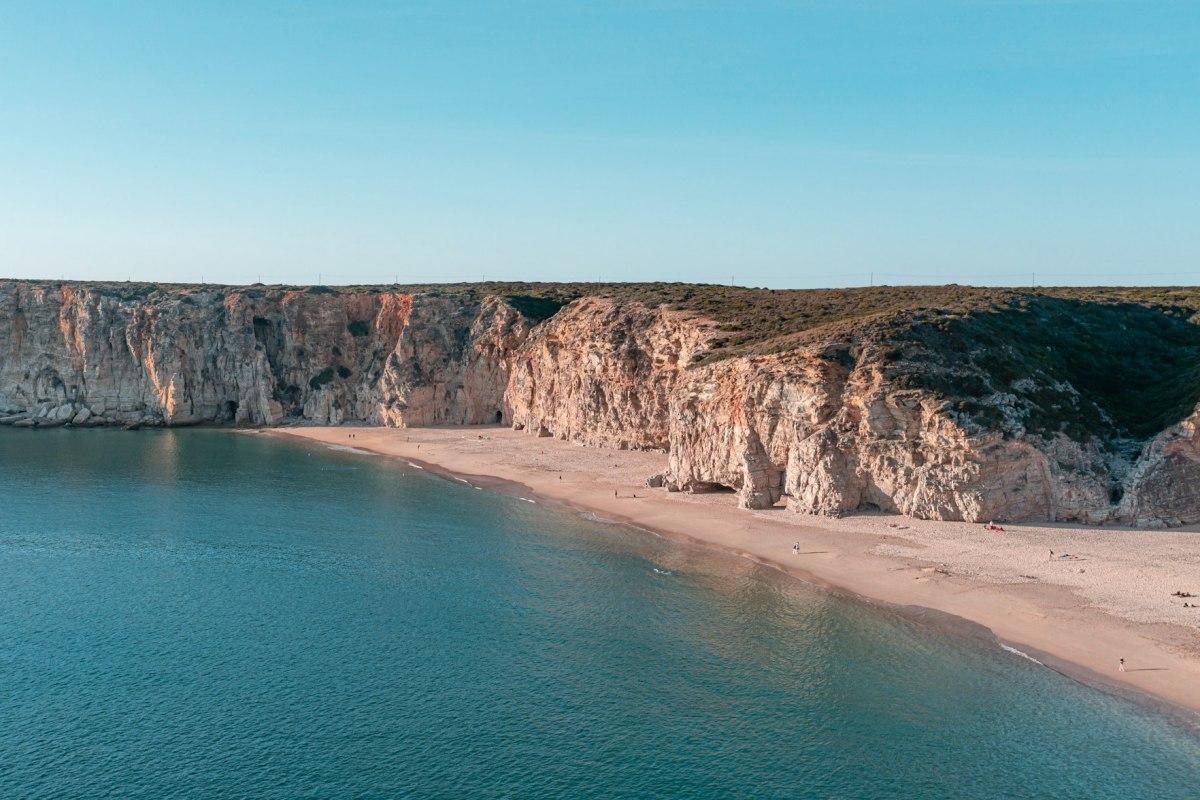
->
[224,400,239,421]
[690,481,736,495]
[494,410,503,423]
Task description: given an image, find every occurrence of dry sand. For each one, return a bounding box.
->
[267,424,1200,719]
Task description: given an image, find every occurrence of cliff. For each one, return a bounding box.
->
[0,282,525,429]
[4,279,1200,527]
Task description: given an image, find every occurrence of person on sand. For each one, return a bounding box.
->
[1118,658,1126,673]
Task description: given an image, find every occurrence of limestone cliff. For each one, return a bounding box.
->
[504,298,713,449]
[3,279,1199,527]
[499,293,1200,527]
[0,282,523,429]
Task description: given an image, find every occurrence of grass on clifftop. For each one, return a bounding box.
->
[890,295,1200,444]
[16,277,1200,357]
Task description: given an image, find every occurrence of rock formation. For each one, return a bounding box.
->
[0,282,523,430]
[3,279,1199,527]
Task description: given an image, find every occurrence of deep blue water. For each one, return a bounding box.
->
[0,429,1197,798]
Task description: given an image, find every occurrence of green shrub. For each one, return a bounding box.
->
[505,295,565,321]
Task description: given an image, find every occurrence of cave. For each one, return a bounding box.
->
[688,481,735,495]
[223,400,239,421]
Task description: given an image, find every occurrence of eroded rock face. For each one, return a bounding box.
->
[3,280,1198,526]
[504,298,714,449]
[500,302,1193,526]
[0,282,522,429]
[1118,412,1200,526]
[377,296,533,427]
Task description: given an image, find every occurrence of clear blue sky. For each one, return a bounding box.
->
[1,1,1197,288]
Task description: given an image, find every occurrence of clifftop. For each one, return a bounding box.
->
[20,276,1200,356]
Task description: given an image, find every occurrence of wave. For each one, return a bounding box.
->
[325,445,369,455]
[1000,643,1044,666]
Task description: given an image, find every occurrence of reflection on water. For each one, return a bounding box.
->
[0,428,1197,799]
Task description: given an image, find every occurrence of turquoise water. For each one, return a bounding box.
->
[0,430,1197,798]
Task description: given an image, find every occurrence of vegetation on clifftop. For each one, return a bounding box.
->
[885,295,1200,446]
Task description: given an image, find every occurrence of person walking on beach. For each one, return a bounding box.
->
[792,542,800,555]
[1118,658,1126,673]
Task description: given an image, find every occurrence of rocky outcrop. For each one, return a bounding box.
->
[1117,411,1200,527]
[662,344,1120,522]
[504,298,713,449]
[497,301,1199,527]
[4,280,1199,527]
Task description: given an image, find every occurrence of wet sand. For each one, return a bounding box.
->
[267,424,1200,719]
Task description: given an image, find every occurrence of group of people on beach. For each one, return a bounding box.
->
[1171,590,1198,608]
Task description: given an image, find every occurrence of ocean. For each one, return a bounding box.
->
[1,428,1197,798]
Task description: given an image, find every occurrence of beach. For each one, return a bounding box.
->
[271,424,1200,719]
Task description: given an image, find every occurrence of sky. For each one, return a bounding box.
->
[1,1,1197,289]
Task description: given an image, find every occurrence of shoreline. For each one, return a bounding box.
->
[265,424,1200,723]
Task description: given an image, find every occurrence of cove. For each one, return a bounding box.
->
[0,428,1197,798]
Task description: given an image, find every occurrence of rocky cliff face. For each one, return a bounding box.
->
[3,280,1198,527]
[0,282,523,430]
[504,298,713,449]
[663,344,1120,523]
[498,295,1200,528]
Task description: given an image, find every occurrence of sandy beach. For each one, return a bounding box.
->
[269,424,1200,719]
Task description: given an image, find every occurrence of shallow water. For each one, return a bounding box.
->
[1,429,1197,798]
